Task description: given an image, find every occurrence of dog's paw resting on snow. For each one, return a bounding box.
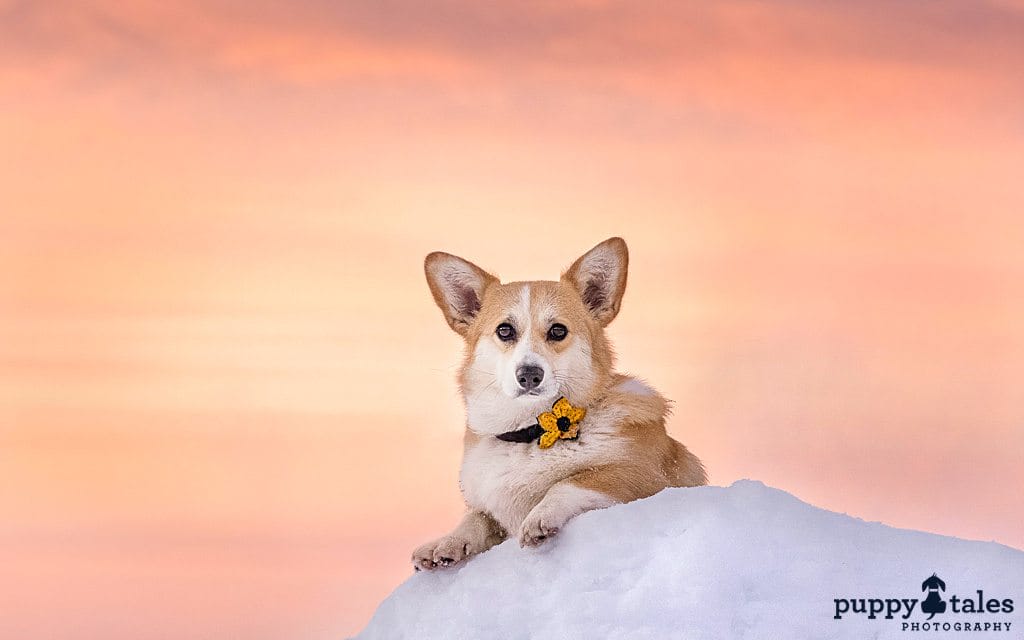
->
[411,511,505,571]
[519,481,619,548]
[518,508,564,547]
[411,534,476,571]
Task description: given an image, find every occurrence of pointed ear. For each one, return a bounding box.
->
[562,237,629,326]
[424,251,499,335]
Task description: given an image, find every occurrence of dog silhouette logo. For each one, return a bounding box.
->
[921,574,947,620]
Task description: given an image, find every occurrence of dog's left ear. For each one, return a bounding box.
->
[562,237,629,326]
[424,251,499,336]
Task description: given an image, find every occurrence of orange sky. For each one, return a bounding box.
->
[2,1,1023,638]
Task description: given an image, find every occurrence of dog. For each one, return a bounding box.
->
[413,237,706,571]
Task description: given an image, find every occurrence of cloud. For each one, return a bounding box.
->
[4,0,1022,103]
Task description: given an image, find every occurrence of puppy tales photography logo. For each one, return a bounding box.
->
[834,574,1015,633]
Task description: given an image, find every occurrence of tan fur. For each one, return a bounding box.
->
[413,237,706,570]
[568,374,707,502]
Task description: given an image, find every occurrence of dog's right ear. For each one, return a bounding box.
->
[424,252,498,335]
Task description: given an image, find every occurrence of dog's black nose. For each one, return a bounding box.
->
[516,365,544,391]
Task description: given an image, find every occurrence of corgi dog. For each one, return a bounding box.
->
[413,237,706,571]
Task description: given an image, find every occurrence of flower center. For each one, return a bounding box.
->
[556,416,571,432]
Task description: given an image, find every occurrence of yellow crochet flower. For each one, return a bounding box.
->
[536,397,586,449]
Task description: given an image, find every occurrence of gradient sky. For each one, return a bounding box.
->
[2,1,1023,638]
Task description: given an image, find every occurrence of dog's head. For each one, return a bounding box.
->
[424,237,628,435]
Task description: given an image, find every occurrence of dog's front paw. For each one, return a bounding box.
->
[411,535,475,571]
[519,506,566,548]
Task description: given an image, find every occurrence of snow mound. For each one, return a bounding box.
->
[356,481,1023,640]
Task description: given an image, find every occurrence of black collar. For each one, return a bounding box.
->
[495,422,543,444]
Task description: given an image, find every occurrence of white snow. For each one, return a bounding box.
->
[355,480,1023,640]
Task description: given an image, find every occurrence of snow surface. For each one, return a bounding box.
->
[355,480,1023,640]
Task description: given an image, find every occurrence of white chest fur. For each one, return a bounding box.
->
[459,407,623,534]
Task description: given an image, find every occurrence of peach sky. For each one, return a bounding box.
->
[2,1,1023,638]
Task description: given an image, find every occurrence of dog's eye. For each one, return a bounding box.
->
[496,323,516,342]
[547,323,568,341]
